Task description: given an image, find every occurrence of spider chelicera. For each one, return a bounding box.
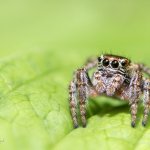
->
[69,54,150,128]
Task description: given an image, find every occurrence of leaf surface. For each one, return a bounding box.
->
[0,50,149,150]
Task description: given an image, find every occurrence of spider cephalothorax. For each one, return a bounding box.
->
[69,54,150,128]
[98,54,131,84]
[98,54,130,73]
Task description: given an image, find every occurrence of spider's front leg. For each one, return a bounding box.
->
[76,68,92,127]
[142,79,150,126]
[69,58,97,128]
[128,65,142,127]
[69,80,78,128]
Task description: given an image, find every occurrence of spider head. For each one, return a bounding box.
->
[98,54,131,74]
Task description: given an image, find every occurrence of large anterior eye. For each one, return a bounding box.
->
[102,58,109,66]
[111,60,119,68]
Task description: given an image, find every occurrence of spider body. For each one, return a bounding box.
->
[69,54,150,128]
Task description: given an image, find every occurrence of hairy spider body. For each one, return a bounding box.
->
[69,54,150,128]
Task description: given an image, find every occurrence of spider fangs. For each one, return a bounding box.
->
[69,54,150,128]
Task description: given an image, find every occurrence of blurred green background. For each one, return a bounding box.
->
[0,0,150,150]
[0,0,150,58]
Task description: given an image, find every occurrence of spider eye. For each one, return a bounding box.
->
[121,60,127,67]
[111,60,119,68]
[102,59,109,66]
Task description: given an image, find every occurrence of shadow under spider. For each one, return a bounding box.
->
[86,97,128,117]
[85,97,149,127]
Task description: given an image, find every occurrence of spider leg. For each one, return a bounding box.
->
[69,80,78,128]
[76,69,88,127]
[130,102,138,127]
[139,63,150,76]
[69,58,98,128]
[128,67,142,127]
[106,74,124,96]
[76,68,92,127]
[77,58,98,127]
[142,79,150,126]
[84,57,98,70]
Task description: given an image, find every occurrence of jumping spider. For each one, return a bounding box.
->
[69,54,150,128]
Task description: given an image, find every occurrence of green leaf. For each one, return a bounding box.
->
[0,50,150,150]
[0,1,150,150]
[0,50,72,150]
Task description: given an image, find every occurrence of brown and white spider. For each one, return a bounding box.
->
[69,54,150,128]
